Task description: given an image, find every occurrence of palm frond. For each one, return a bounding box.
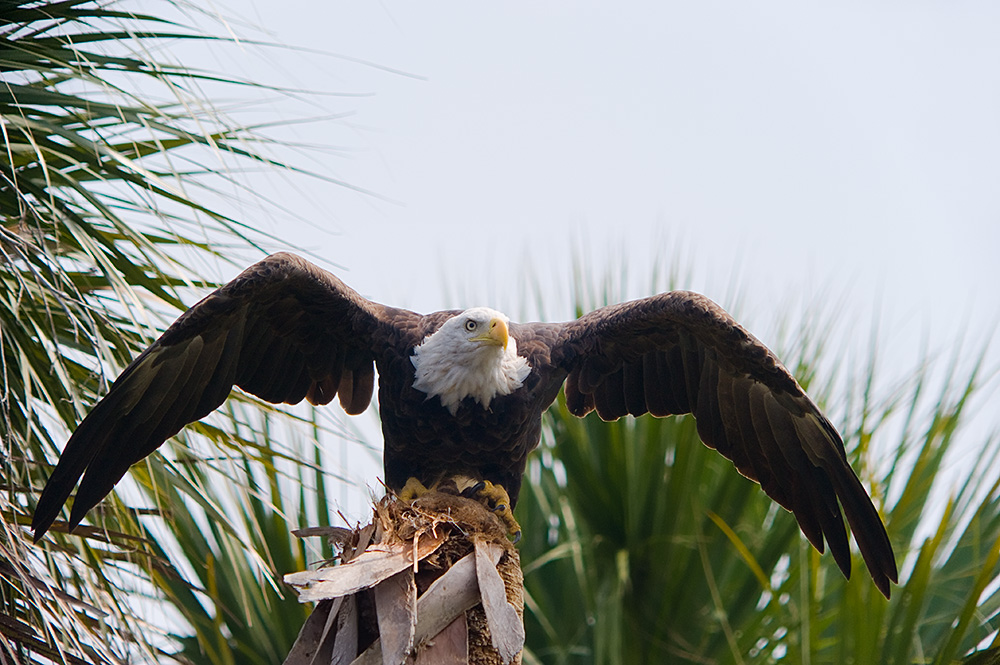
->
[1,1,357,661]
[518,269,1000,664]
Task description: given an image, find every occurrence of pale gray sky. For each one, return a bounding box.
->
[195,1,1000,512]
[224,2,999,328]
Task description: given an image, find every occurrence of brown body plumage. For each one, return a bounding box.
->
[32,252,898,597]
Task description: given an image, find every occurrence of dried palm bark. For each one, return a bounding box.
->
[284,492,524,665]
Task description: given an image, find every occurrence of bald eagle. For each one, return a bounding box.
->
[31,252,897,597]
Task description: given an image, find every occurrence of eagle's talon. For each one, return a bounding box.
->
[493,504,521,541]
[511,530,522,544]
[461,479,521,539]
[460,480,487,499]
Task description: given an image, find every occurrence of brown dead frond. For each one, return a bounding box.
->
[284,491,523,665]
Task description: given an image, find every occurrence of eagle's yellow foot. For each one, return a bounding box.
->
[398,476,431,502]
[398,476,521,542]
[461,479,522,543]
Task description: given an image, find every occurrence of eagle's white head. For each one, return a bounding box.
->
[410,307,532,415]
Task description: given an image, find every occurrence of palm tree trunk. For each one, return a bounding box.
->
[285,492,524,665]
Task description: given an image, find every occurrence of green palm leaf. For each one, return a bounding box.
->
[1,1,353,661]
[519,282,1000,664]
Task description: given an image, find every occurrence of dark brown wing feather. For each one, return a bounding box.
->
[548,291,898,598]
[32,252,414,539]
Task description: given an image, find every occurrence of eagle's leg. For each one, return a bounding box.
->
[459,479,521,543]
[396,475,521,542]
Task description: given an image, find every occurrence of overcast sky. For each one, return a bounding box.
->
[214,2,998,328]
[191,1,1000,511]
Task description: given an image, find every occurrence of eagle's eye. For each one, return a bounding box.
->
[464,319,477,332]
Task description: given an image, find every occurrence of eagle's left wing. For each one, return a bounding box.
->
[547,292,897,598]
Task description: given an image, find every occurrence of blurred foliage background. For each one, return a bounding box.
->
[2,1,999,663]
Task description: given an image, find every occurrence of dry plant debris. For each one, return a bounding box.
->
[283,491,524,665]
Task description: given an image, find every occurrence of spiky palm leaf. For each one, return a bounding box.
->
[0,1,343,661]
[517,293,1000,664]
[5,2,1000,663]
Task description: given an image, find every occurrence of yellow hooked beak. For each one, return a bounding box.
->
[471,318,509,350]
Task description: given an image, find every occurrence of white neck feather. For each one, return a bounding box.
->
[410,325,531,415]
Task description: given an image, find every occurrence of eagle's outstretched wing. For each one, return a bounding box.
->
[547,292,898,598]
[32,253,411,540]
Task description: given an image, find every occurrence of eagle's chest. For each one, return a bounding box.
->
[388,378,542,449]
[376,353,549,493]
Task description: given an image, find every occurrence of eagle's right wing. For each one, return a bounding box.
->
[32,252,414,539]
